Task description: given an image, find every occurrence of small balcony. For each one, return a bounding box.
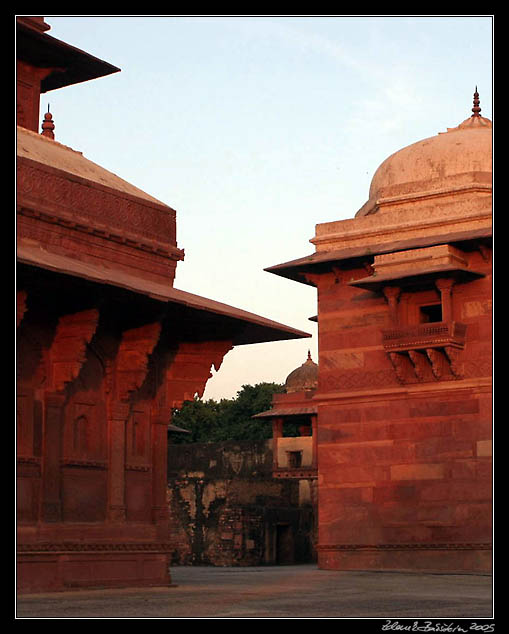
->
[382,321,467,353]
[382,321,467,382]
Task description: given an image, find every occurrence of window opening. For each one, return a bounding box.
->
[419,303,442,323]
[287,451,302,468]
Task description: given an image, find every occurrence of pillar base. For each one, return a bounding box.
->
[17,543,173,594]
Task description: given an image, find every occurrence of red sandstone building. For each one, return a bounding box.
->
[16,17,308,593]
[267,92,492,572]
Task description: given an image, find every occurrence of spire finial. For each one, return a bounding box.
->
[472,87,481,118]
[41,104,55,139]
[307,349,312,361]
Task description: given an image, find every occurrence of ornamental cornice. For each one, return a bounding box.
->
[18,204,184,261]
[317,542,492,551]
[17,542,174,553]
[17,157,184,262]
[312,201,492,253]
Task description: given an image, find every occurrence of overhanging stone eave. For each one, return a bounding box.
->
[265,226,492,286]
[17,241,311,347]
[348,265,486,292]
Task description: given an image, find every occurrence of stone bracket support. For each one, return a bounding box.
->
[106,322,163,523]
[161,340,234,412]
[39,308,100,522]
[17,290,28,328]
[48,309,100,393]
[383,286,401,326]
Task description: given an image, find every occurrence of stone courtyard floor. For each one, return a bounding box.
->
[16,564,494,620]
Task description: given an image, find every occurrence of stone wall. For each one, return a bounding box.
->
[167,440,316,566]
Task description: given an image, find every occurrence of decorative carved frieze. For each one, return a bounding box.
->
[60,458,108,469]
[317,542,492,552]
[17,542,174,553]
[17,160,182,261]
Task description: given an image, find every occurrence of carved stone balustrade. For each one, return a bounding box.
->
[272,466,318,480]
[382,321,467,353]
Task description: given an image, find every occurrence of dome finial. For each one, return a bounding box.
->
[307,349,312,361]
[472,87,481,118]
[41,104,55,139]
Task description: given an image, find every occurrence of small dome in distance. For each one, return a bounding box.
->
[285,351,318,393]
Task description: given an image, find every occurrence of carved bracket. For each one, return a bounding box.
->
[17,290,28,327]
[388,351,415,384]
[408,350,434,381]
[113,322,162,403]
[386,345,462,384]
[49,309,100,392]
[444,345,464,378]
[159,340,233,415]
[425,347,447,379]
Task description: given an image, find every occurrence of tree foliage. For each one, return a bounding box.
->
[170,382,290,444]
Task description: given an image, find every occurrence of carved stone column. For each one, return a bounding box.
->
[152,339,233,528]
[151,415,169,530]
[272,418,284,470]
[311,414,318,470]
[107,402,130,522]
[107,322,162,523]
[383,286,401,326]
[436,278,455,322]
[40,309,100,522]
[40,391,66,522]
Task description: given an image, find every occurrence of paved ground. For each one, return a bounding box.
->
[16,564,493,619]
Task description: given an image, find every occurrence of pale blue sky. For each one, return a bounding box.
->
[34,15,493,399]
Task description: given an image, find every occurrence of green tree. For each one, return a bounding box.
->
[170,382,287,444]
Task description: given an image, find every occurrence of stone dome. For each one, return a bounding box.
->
[285,351,318,393]
[356,90,492,217]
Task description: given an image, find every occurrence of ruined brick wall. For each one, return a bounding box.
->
[167,440,316,566]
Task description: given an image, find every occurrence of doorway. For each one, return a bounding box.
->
[275,523,294,564]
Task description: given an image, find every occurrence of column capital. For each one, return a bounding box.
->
[435,277,455,292]
[44,391,67,407]
[383,286,401,303]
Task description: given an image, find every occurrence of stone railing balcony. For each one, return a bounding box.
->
[272,466,318,480]
[382,321,467,353]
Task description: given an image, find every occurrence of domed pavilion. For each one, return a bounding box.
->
[265,90,492,573]
[254,351,319,478]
